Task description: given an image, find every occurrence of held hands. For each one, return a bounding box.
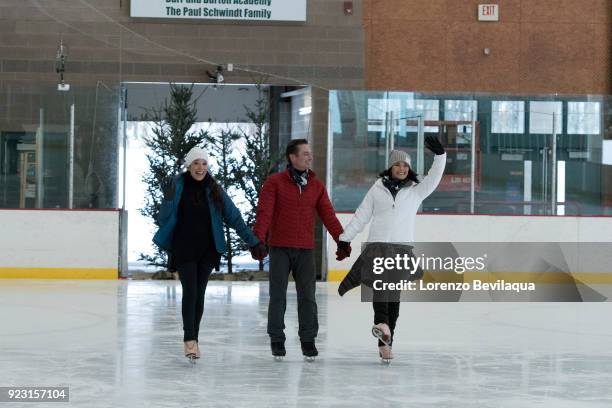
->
[425,135,445,155]
[336,241,352,261]
[250,242,268,261]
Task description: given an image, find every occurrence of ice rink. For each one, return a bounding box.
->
[1,280,612,407]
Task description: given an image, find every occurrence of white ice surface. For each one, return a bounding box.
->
[1,280,612,407]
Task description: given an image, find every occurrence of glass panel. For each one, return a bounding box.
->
[367,98,400,132]
[407,99,439,132]
[73,84,120,209]
[421,119,477,214]
[530,101,562,134]
[445,100,477,121]
[40,95,73,208]
[492,101,525,134]
[0,83,120,209]
[289,86,312,140]
[603,140,612,165]
[478,106,553,216]
[567,101,601,134]
[1,131,23,207]
[329,91,611,216]
[3,131,37,208]
[331,91,388,211]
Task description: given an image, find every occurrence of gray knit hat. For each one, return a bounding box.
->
[388,149,411,167]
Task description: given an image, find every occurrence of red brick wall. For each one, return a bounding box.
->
[364,0,612,94]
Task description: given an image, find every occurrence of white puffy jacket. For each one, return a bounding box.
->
[339,153,446,244]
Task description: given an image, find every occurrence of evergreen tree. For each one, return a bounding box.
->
[204,127,242,274]
[234,84,282,271]
[139,83,208,269]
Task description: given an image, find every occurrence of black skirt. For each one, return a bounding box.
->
[338,242,423,296]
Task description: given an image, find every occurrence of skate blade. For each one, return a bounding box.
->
[380,358,391,365]
[372,327,390,346]
[273,355,285,362]
[304,356,316,362]
[186,354,197,364]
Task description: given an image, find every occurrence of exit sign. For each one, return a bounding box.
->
[478,4,499,21]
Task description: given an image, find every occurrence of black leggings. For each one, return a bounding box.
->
[373,302,400,346]
[177,257,214,342]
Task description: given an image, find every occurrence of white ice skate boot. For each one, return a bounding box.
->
[184,340,198,364]
[371,323,391,346]
[379,345,393,364]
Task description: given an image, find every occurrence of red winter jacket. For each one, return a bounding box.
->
[253,169,343,249]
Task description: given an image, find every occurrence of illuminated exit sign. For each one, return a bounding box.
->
[478,4,499,21]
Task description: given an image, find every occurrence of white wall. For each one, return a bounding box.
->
[0,210,120,270]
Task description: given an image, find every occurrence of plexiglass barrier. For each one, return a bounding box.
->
[329,91,611,216]
[0,82,120,209]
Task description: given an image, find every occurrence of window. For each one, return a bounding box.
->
[492,101,525,134]
[406,99,439,132]
[367,98,401,132]
[529,101,562,134]
[603,140,612,166]
[567,102,600,135]
[445,100,477,121]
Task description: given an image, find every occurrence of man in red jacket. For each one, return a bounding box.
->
[253,139,351,360]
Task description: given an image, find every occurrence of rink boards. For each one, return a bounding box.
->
[327,214,612,284]
[0,209,120,279]
[2,210,612,281]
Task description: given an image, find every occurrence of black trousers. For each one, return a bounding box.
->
[267,247,318,342]
[373,301,400,346]
[177,256,214,342]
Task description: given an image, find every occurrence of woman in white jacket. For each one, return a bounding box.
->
[337,136,446,362]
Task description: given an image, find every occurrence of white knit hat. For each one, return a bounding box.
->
[388,149,411,167]
[183,146,209,168]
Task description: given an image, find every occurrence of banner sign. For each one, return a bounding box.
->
[130,0,307,22]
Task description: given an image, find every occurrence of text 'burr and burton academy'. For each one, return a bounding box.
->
[165,0,274,19]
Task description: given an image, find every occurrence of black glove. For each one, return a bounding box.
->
[161,176,175,200]
[425,135,445,155]
[166,251,177,272]
[250,243,268,261]
[336,241,352,261]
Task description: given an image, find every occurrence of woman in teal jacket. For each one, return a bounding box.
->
[153,147,266,362]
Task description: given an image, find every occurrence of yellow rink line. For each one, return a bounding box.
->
[327,269,612,284]
[4,268,612,283]
[0,268,117,280]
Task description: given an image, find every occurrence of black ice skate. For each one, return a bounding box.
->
[271,341,286,361]
[300,341,318,362]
